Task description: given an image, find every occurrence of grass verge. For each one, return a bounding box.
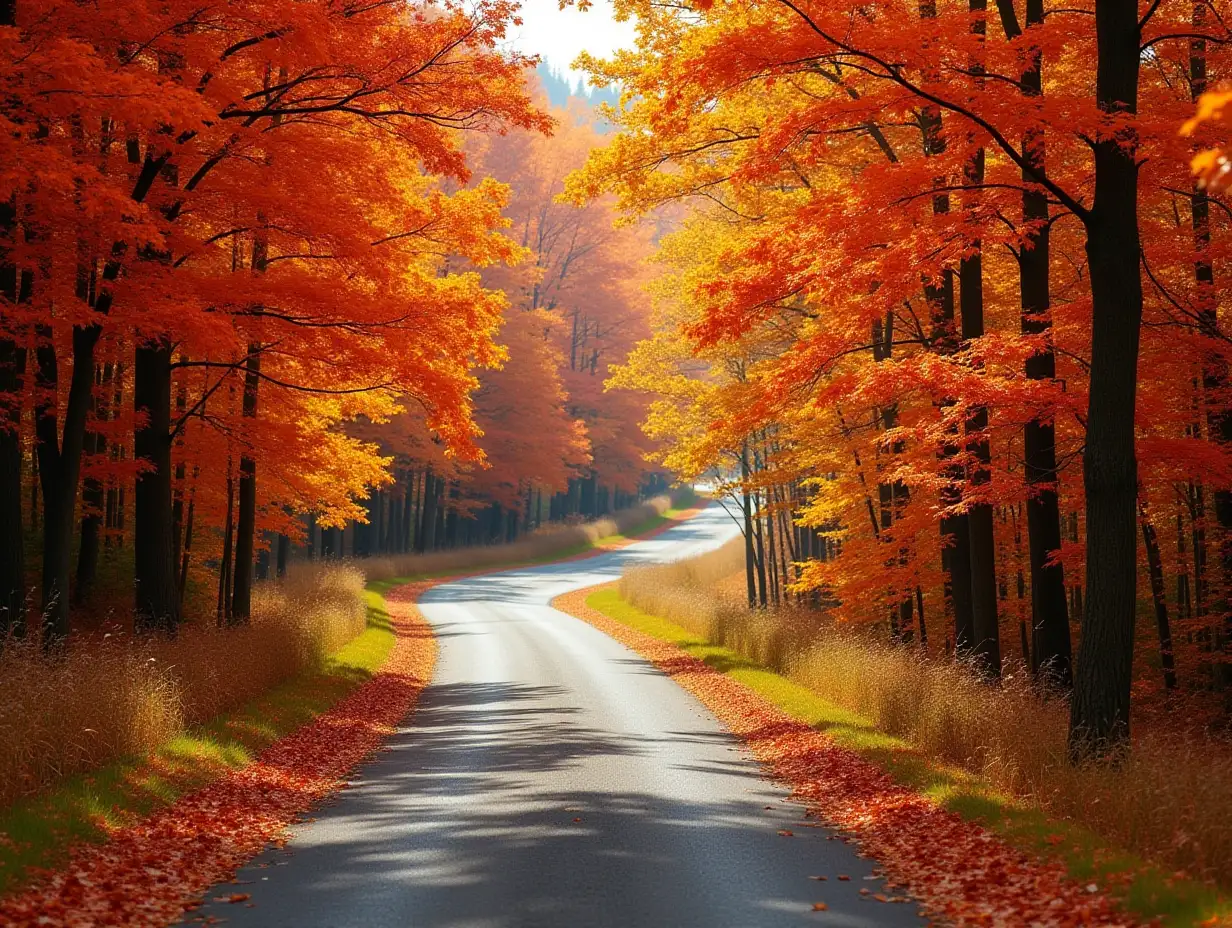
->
[0,582,398,898]
[583,586,1231,928]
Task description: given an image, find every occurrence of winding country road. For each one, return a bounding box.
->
[192,505,921,927]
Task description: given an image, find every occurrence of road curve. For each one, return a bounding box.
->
[191,505,922,928]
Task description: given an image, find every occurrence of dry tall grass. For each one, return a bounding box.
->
[362,492,683,582]
[0,494,687,808]
[620,540,1232,886]
[0,562,366,807]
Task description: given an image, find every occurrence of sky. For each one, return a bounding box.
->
[504,0,637,93]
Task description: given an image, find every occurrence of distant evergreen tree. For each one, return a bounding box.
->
[536,62,575,109]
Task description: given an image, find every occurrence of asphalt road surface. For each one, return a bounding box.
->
[191,504,921,928]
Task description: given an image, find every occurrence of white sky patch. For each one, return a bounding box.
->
[505,0,637,92]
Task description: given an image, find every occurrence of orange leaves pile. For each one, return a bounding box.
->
[557,588,1139,927]
[0,581,438,927]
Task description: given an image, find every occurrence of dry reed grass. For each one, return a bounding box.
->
[361,493,680,582]
[620,539,1232,886]
[0,562,366,808]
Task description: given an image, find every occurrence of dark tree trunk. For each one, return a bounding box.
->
[1189,14,1232,657]
[322,526,338,559]
[178,478,195,604]
[403,472,415,552]
[256,537,270,581]
[434,496,446,551]
[389,481,402,555]
[0,335,25,637]
[418,471,439,553]
[740,447,757,609]
[170,376,186,588]
[1139,499,1177,690]
[76,363,109,606]
[0,1,25,638]
[960,141,1001,677]
[75,450,103,605]
[753,491,768,608]
[217,470,234,626]
[276,532,289,578]
[134,339,181,634]
[1069,0,1142,759]
[1016,0,1073,687]
[36,323,100,646]
[230,347,260,624]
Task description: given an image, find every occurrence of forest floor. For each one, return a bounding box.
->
[556,585,1232,928]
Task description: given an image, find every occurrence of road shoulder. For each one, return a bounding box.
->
[556,583,1152,928]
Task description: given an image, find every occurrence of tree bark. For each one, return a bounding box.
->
[418,470,438,553]
[1014,0,1074,688]
[178,474,196,604]
[740,442,757,608]
[230,347,260,623]
[0,0,25,638]
[35,322,100,646]
[1139,498,1177,690]
[960,139,1001,677]
[0,336,25,637]
[75,363,107,605]
[134,339,181,634]
[1068,0,1142,759]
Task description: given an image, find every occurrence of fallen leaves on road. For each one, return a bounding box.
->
[0,582,438,928]
[556,587,1140,928]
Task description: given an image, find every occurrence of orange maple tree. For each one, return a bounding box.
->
[572,0,1232,755]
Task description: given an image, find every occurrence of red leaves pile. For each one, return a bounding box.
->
[557,588,1139,928]
[0,582,438,928]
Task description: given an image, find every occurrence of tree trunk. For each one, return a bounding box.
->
[0,0,26,638]
[217,468,234,626]
[754,491,768,607]
[1068,0,1142,759]
[1012,0,1074,688]
[76,361,110,606]
[402,473,414,552]
[230,347,259,623]
[134,339,181,634]
[0,335,25,637]
[960,140,1001,677]
[178,477,195,604]
[408,471,420,551]
[256,535,270,581]
[418,471,438,553]
[75,434,103,605]
[1139,498,1177,690]
[36,323,100,646]
[740,442,757,607]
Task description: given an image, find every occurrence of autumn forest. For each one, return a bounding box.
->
[2,0,1232,923]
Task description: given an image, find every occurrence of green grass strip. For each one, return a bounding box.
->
[585,587,1230,928]
[0,582,402,898]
